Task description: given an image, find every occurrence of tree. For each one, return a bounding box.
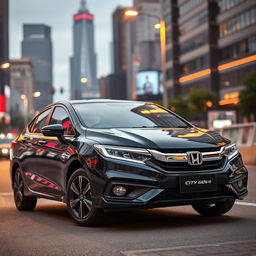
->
[169,88,216,121]
[239,71,256,121]
[188,88,215,117]
[169,97,190,119]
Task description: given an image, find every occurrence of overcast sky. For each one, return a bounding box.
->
[10,0,132,100]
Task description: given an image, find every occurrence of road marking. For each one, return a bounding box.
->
[235,201,256,207]
[0,192,13,196]
[121,240,256,256]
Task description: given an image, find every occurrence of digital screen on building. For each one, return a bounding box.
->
[136,71,160,96]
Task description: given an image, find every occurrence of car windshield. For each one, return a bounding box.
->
[73,102,191,129]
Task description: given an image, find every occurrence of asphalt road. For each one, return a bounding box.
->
[0,159,255,256]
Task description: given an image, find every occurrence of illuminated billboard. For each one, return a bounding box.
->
[136,70,160,96]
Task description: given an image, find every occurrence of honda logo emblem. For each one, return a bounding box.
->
[187,151,203,165]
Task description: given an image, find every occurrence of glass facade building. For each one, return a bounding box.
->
[70,0,98,100]
[22,24,53,111]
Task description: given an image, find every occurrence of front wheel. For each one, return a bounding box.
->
[192,198,235,216]
[13,168,37,211]
[66,169,104,226]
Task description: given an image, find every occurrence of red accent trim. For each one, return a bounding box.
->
[37,178,42,182]
[0,94,5,113]
[74,13,93,21]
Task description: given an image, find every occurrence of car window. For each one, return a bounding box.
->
[49,107,75,136]
[73,102,191,129]
[30,109,51,133]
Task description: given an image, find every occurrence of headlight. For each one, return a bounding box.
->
[1,148,9,154]
[224,143,238,159]
[94,145,151,164]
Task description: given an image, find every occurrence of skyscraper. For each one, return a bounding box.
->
[70,0,98,100]
[22,24,53,111]
[112,7,128,73]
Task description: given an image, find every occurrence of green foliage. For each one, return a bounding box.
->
[239,71,256,120]
[168,88,216,120]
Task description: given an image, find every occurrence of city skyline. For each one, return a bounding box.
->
[9,0,132,100]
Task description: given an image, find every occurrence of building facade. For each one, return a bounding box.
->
[70,0,98,100]
[99,73,127,100]
[22,24,53,111]
[161,0,256,111]
[0,0,9,119]
[125,0,161,100]
[10,58,35,116]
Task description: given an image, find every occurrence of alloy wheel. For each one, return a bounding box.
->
[14,171,23,207]
[69,175,92,219]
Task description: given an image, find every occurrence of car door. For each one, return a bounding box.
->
[20,108,52,192]
[34,106,77,198]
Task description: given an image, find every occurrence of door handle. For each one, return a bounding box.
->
[38,140,47,145]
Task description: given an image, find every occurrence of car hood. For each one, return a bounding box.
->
[86,127,230,150]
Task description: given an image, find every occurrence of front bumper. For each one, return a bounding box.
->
[91,153,248,209]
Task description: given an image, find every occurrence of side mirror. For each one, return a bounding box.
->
[41,124,65,141]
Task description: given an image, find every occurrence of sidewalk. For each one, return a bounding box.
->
[122,240,256,256]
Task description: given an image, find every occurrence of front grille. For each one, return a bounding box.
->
[154,185,233,201]
[158,147,221,153]
[149,156,227,173]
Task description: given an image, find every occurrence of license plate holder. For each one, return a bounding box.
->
[180,174,216,193]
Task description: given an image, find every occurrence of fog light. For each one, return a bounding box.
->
[237,179,243,188]
[113,186,127,196]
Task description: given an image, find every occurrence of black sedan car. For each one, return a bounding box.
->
[10,100,248,226]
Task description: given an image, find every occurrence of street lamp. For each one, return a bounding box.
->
[124,9,168,107]
[0,62,10,69]
[21,91,41,126]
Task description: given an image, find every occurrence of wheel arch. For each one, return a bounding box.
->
[11,162,20,188]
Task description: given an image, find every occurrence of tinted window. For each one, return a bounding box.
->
[31,109,51,133]
[49,107,75,136]
[73,102,190,129]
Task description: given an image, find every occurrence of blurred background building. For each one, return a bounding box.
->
[161,0,256,110]
[0,0,9,121]
[10,58,35,116]
[22,24,53,111]
[70,0,98,100]
[125,0,161,100]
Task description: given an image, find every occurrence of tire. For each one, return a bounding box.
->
[192,198,235,216]
[66,169,104,226]
[13,168,37,211]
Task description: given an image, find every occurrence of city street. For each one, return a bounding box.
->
[0,159,255,256]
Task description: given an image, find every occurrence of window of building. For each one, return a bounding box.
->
[180,10,208,35]
[220,7,256,37]
[181,54,209,75]
[179,0,204,16]
[180,31,208,54]
[221,35,256,61]
[218,0,247,12]
[49,107,75,136]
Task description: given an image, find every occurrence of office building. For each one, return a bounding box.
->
[22,24,53,111]
[99,73,126,100]
[70,0,98,100]
[10,58,35,116]
[161,0,256,110]
[0,0,9,119]
[125,0,161,100]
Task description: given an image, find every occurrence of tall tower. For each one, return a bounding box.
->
[70,0,98,100]
[22,24,53,110]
